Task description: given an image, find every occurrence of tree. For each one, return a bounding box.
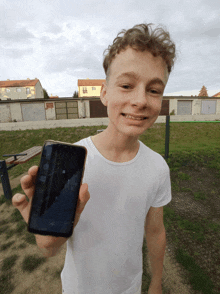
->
[198,85,208,97]
[73,91,78,98]
[43,88,50,99]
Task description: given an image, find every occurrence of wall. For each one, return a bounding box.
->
[0,98,88,122]
[35,81,44,99]
[0,86,34,100]
[45,102,56,120]
[1,96,220,123]
[78,85,102,97]
[169,97,220,115]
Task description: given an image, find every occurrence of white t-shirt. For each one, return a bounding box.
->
[61,136,172,294]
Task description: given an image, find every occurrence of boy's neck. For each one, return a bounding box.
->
[91,128,140,163]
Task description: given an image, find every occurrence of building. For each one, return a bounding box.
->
[212,92,220,97]
[78,78,105,97]
[49,95,59,99]
[0,96,220,123]
[0,78,44,100]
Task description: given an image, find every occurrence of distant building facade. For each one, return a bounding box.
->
[78,79,105,97]
[0,78,44,100]
[0,96,220,123]
[212,92,220,97]
[49,95,59,99]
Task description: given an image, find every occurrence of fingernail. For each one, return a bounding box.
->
[17,194,23,201]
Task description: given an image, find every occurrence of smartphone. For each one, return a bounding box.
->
[28,140,87,237]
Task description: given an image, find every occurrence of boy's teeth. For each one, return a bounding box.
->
[124,114,144,120]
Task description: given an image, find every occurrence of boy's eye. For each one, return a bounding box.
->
[122,85,131,89]
[149,89,162,95]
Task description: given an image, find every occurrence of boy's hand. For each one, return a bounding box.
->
[12,165,90,252]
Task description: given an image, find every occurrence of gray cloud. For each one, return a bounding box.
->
[1,0,220,97]
[5,48,34,59]
[202,28,220,38]
[0,26,35,45]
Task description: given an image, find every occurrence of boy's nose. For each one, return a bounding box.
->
[131,87,148,109]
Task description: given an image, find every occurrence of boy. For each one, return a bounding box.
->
[13,23,176,294]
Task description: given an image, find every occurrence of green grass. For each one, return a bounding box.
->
[1,254,19,271]
[0,122,219,293]
[0,240,15,251]
[164,204,220,294]
[176,248,215,294]
[21,254,46,272]
[0,272,15,294]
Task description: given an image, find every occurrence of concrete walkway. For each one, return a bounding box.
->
[0,115,219,131]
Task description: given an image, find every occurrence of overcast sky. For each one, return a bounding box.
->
[1,0,220,97]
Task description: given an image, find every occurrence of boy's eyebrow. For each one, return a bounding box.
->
[116,71,139,81]
[147,78,165,88]
[115,71,165,87]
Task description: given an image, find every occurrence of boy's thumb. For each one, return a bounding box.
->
[12,193,26,207]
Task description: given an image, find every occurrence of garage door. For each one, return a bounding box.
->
[0,104,11,122]
[159,100,169,115]
[55,101,78,119]
[89,100,107,118]
[21,103,46,121]
[201,100,216,114]
[177,100,192,115]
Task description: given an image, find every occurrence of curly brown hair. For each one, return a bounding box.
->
[103,23,176,80]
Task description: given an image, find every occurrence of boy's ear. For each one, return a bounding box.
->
[100,82,108,107]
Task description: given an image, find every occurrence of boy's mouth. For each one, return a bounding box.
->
[121,113,147,120]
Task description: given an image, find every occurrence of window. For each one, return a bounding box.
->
[83,87,87,93]
[17,88,21,92]
[26,88,30,94]
[6,88,10,92]
[92,87,96,90]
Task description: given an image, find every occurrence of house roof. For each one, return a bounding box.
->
[78,79,106,86]
[0,79,39,88]
[49,95,59,98]
[212,92,220,97]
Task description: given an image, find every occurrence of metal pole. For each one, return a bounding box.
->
[165,115,170,160]
[0,160,12,200]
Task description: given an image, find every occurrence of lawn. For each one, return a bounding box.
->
[0,122,220,294]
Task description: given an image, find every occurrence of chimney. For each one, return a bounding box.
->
[27,78,30,80]
[7,79,10,81]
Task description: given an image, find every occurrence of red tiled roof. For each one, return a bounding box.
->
[78,79,105,86]
[0,79,39,88]
[212,92,220,97]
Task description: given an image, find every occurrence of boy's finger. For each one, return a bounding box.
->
[20,166,38,198]
[77,183,90,213]
[28,165,39,177]
[74,184,90,228]
[21,175,36,199]
[12,193,31,223]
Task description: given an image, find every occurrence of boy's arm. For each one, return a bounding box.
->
[144,206,166,285]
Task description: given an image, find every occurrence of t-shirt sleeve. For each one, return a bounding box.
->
[151,159,172,208]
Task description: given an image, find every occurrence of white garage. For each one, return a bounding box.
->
[201,100,216,114]
[177,100,192,115]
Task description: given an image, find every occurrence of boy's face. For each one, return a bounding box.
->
[100,46,169,139]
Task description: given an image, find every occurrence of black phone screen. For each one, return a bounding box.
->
[28,141,87,237]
